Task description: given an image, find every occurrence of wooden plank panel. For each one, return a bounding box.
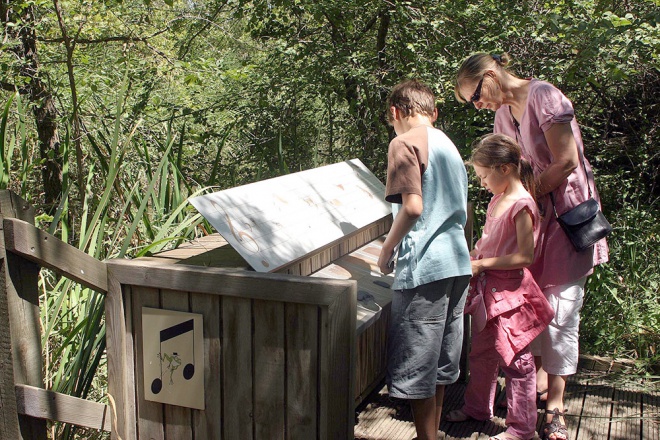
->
[321,285,356,440]
[354,304,390,405]
[190,292,222,440]
[3,218,108,294]
[161,289,193,440]
[132,287,164,440]
[189,159,390,273]
[278,217,392,277]
[253,299,286,439]
[574,377,613,440]
[610,385,642,440]
[0,256,20,440]
[15,384,111,432]
[106,275,136,440]
[285,303,318,439]
[642,384,660,440]
[222,296,253,440]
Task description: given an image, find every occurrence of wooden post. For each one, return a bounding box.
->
[0,190,47,439]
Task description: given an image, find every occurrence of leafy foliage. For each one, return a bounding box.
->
[0,0,658,435]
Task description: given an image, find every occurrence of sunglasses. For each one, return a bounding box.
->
[469,75,485,103]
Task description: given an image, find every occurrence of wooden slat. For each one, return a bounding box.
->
[132,287,164,440]
[0,256,20,440]
[106,275,137,440]
[354,303,390,405]
[322,284,356,440]
[161,289,193,440]
[191,291,222,439]
[610,385,642,440]
[642,384,660,440]
[3,218,107,294]
[286,303,319,439]
[253,299,286,439]
[222,296,254,439]
[358,370,660,440]
[15,384,111,432]
[106,259,354,306]
[575,378,613,440]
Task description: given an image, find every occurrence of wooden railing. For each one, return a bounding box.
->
[0,190,111,439]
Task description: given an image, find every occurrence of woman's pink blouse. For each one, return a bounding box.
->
[494,79,609,289]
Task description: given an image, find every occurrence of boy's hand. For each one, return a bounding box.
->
[377,248,395,275]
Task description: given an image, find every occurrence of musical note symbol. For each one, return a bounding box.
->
[151,319,196,395]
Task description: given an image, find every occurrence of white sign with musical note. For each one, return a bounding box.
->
[189,159,391,272]
[142,308,204,409]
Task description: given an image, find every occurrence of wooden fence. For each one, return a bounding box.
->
[0,190,111,439]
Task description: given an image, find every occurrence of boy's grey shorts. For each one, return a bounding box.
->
[387,275,470,400]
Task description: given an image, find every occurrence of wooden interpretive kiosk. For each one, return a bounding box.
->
[105,159,396,440]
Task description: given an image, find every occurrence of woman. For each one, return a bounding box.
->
[454,53,609,440]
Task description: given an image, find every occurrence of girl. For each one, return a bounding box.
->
[445,133,554,440]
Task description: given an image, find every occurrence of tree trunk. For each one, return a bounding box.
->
[1,1,63,212]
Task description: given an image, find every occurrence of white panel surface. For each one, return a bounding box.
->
[189,159,391,272]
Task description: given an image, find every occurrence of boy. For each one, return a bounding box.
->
[377,79,472,440]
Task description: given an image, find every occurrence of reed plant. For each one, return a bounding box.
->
[2,85,206,438]
[581,199,660,373]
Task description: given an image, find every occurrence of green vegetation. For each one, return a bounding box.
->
[1,0,658,436]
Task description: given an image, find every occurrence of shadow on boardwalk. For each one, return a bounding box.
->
[355,369,660,440]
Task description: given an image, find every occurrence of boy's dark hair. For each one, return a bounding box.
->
[386,79,436,123]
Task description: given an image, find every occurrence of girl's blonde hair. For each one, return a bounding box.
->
[454,53,514,103]
[469,133,537,202]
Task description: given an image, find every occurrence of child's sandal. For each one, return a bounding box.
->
[541,408,569,440]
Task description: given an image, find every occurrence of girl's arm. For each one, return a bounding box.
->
[535,123,579,196]
[378,192,422,274]
[471,208,535,276]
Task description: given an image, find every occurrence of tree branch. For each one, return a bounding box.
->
[38,24,171,45]
[39,35,148,44]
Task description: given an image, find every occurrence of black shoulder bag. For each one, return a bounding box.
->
[549,157,612,252]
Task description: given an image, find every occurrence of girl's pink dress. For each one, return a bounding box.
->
[461,193,554,440]
[466,193,554,364]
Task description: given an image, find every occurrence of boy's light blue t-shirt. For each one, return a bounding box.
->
[390,128,472,290]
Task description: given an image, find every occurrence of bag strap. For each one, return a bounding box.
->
[509,106,593,216]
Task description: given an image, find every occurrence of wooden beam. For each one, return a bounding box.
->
[15,384,111,432]
[2,218,107,294]
[106,258,355,306]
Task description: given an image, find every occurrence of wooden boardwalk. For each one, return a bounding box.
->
[355,368,660,440]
